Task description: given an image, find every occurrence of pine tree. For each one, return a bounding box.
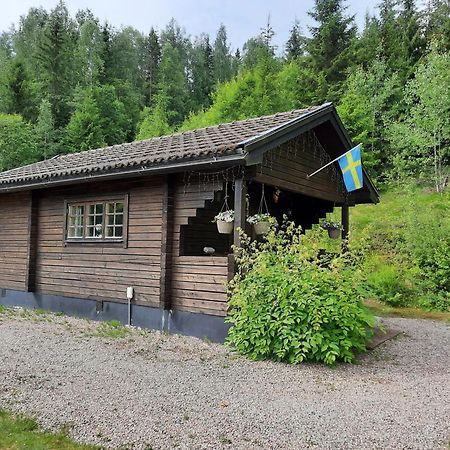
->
[157,42,191,126]
[35,97,56,159]
[7,61,32,119]
[65,90,105,152]
[285,19,305,60]
[424,0,450,51]
[190,34,214,111]
[99,22,114,84]
[136,92,172,139]
[76,18,104,86]
[37,0,76,127]
[92,85,128,145]
[143,27,161,106]
[397,0,426,80]
[356,13,382,66]
[307,0,357,100]
[213,24,233,84]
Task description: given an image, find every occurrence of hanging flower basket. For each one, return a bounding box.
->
[213,210,234,234]
[247,213,271,235]
[216,219,234,234]
[328,227,341,239]
[321,220,342,239]
[254,221,270,235]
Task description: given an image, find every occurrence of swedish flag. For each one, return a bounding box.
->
[338,145,363,192]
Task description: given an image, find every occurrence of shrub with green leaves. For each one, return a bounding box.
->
[226,222,374,365]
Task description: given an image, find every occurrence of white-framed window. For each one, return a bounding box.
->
[65,196,128,244]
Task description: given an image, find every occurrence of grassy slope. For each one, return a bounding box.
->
[0,410,98,450]
[325,186,450,318]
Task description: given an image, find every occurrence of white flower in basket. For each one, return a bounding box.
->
[247,213,271,235]
[213,210,234,234]
[321,220,342,239]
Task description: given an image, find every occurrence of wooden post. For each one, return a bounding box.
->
[341,203,349,251]
[25,191,38,292]
[233,177,247,249]
[160,175,175,310]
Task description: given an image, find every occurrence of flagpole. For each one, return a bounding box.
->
[306,144,361,179]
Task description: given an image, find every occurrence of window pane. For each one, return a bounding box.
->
[67,200,124,241]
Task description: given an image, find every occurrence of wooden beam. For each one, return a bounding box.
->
[233,178,247,248]
[160,175,175,310]
[341,203,349,251]
[25,191,38,292]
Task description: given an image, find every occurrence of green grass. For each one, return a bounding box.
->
[323,186,450,313]
[0,410,99,449]
[91,320,130,338]
[364,299,450,321]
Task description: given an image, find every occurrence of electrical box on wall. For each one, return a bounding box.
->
[126,286,134,300]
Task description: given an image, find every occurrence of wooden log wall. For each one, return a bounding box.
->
[171,175,229,317]
[33,177,163,306]
[0,192,31,291]
[253,135,346,204]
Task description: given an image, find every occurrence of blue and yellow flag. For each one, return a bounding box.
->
[338,145,363,192]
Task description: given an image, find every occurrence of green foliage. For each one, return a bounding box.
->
[64,90,105,152]
[136,93,173,140]
[35,97,56,159]
[226,222,374,365]
[94,320,130,338]
[388,45,450,192]
[0,0,448,193]
[0,409,99,449]
[351,188,450,312]
[307,0,357,101]
[0,114,38,171]
[365,256,413,307]
[337,58,400,178]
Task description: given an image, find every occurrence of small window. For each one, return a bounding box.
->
[65,197,127,244]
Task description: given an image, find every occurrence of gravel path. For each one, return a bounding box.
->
[0,309,449,450]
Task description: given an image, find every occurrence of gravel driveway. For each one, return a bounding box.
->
[0,309,449,450]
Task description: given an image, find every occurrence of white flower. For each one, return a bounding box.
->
[213,210,234,223]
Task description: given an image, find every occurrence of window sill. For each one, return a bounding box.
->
[64,238,126,247]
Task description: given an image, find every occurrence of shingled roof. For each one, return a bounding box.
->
[0,103,370,195]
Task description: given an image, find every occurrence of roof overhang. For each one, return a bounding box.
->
[239,103,379,204]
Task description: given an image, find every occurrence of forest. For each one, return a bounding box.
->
[0,0,448,187]
[0,0,448,312]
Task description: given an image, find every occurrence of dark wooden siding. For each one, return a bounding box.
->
[33,178,163,306]
[0,192,31,290]
[171,176,228,317]
[253,137,346,204]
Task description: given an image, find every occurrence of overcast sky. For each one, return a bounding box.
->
[2,0,379,52]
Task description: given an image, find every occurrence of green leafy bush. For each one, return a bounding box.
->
[226,222,374,365]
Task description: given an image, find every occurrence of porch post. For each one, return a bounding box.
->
[341,203,349,251]
[233,177,247,248]
[160,174,175,310]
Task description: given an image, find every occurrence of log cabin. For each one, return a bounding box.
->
[0,102,378,342]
